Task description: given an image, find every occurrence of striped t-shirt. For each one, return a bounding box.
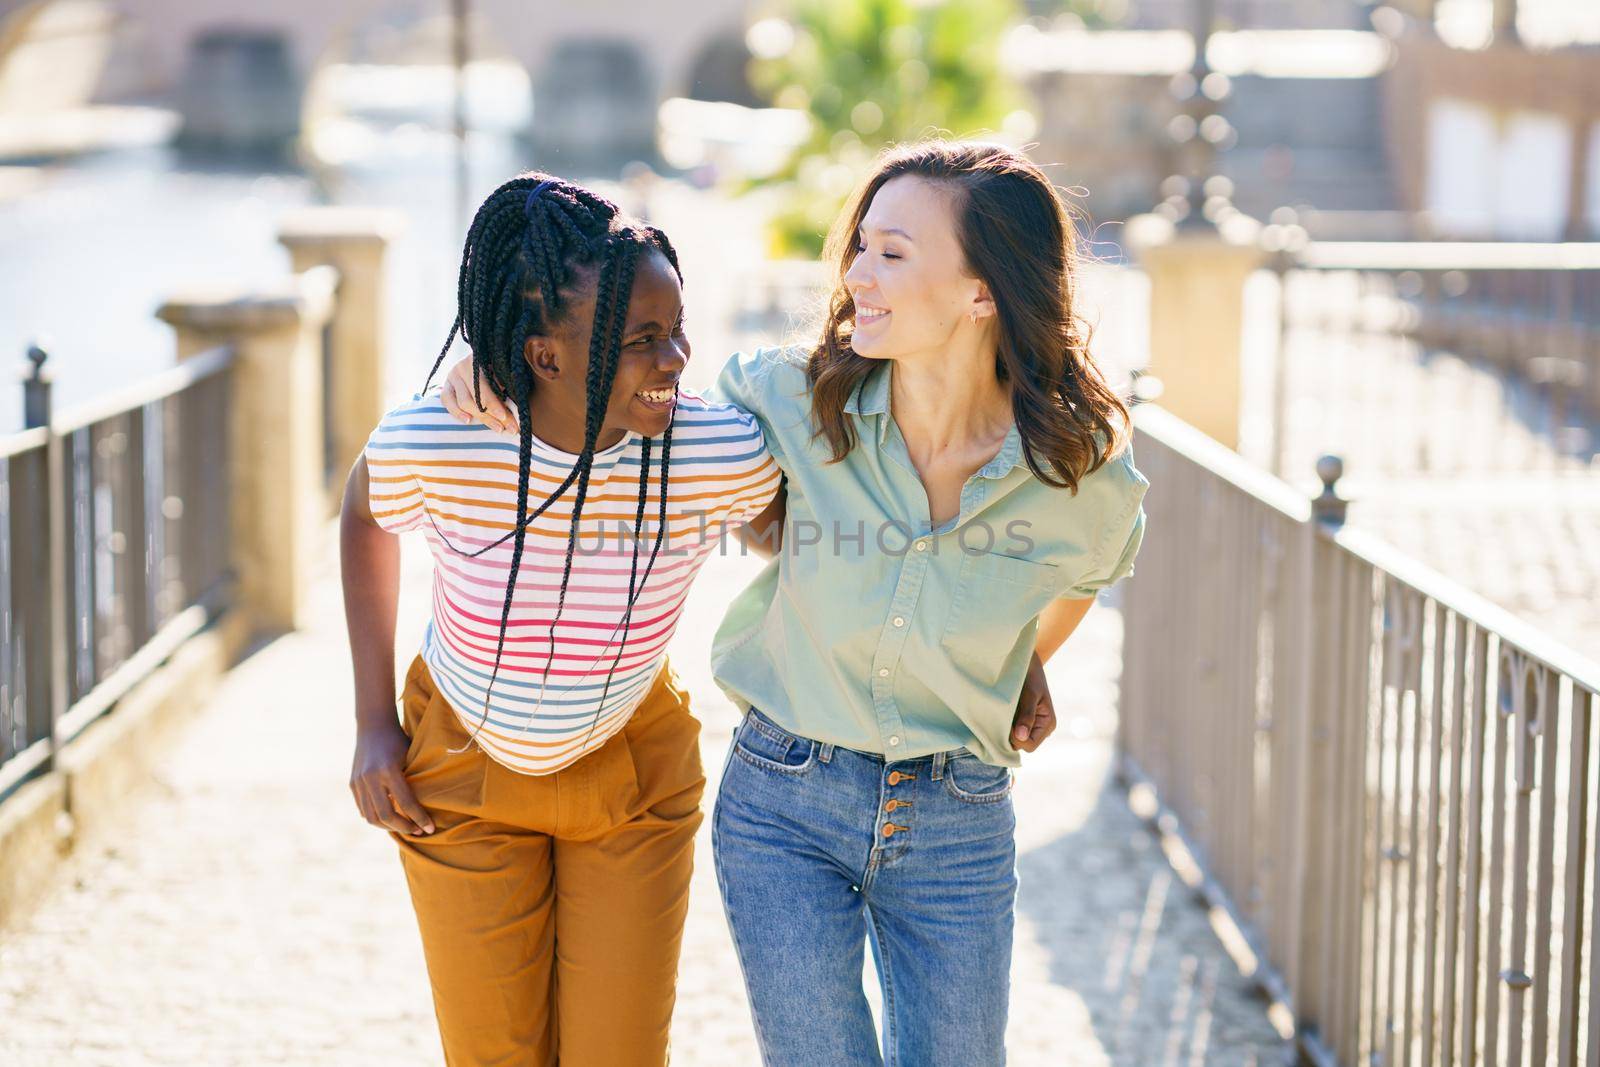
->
[364,388,781,775]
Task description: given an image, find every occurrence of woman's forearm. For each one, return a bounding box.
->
[340,462,403,732]
[1035,595,1095,664]
[735,482,787,559]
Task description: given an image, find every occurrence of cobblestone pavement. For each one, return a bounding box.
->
[0,518,1289,1066]
[1260,274,1600,661]
[1269,342,1600,660]
[1340,477,1600,659]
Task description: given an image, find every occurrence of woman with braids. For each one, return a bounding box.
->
[339,172,780,1066]
[446,141,1150,1065]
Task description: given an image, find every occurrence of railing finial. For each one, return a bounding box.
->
[23,341,52,430]
[1313,454,1347,526]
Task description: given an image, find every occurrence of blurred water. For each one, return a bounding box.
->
[0,132,539,434]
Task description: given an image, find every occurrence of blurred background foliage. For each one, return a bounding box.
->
[748,0,1028,257]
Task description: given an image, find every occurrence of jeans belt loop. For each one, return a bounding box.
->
[818,742,835,764]
[931,750,947,781]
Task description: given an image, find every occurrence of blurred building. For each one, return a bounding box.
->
[1383,16,1600,240]
[1014,23,1396,230]
[0,0,760,169]
[11,0,755,108]
[1015,0,1600,239]
[1112,0,1369,29]
[3,0,1597,231]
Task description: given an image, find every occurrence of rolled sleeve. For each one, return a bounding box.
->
[1062,449,1150,599]
[362,414,428,535]
[709,347,813,462]
[725,415,783,527]
[1064,504,1145,599]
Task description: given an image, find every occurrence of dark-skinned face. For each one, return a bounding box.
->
[523,247,689,444]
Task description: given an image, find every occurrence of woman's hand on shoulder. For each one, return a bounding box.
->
[440,356,517,434]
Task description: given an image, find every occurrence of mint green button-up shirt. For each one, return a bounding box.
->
[708,348,1149,768]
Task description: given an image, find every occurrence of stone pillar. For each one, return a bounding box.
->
[278,207,404,490]
[156,267,337,634]
[1125,214,1265,451]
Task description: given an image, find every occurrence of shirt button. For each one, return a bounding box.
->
[892,616,905,628]
[882,824,896,838]
[888,735,901,746]
[887,771,903,785]
[877,668,890,677]
[915,540,928,552]
[884,799,899,813]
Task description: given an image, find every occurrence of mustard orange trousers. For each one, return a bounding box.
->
[392,655,705,1066]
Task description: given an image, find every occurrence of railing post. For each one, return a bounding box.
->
[1491,0,1519,44]
[1262,229,1307,479]
[277,207,403,503]
[1290,453,1347,1059]
[20,345,68,775]
[156,268,337,634]
[22,344,50,431]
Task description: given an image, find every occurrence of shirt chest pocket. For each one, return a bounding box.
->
[939,551,1061,687]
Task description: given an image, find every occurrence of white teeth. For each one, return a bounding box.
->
[857,307,889,320]
[637,388,675,403]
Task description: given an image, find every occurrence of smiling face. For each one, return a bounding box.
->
[526,247,689,442]
[843,175,992,364]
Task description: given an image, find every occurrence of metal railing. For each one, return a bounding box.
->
[1121,402,1600,1066]
[1266,241,1600,480]
[0,345,237,800]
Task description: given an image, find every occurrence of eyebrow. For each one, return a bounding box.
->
[625,308,684,335]
[859,225,915,242]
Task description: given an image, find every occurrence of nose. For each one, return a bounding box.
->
[844,252,871,291]
[657,336,689,373]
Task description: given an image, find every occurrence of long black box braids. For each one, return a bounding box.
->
[414,172,682,757]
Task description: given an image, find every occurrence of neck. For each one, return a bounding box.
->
[888,342,1011,455]
[521,389,626,455]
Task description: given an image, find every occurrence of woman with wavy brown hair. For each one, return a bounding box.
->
[444,140,1148,1065]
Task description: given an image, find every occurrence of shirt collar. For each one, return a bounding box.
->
[980,423,1027,479]
[843,362,892,416]
[846,362,1028,480]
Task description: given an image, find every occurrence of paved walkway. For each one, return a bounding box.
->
[0,519,1289,1065]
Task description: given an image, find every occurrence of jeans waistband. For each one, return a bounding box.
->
[745,706,975,768]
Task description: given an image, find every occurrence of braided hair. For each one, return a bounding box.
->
[420,172,682,756]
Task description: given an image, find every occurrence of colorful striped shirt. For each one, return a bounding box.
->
[364,389,781,775]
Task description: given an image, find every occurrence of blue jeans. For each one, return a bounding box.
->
[712,707,1018,1066]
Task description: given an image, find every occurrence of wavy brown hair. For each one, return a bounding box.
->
[807,141,1130,492]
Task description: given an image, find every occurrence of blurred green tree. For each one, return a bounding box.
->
[750,0,1027,257]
